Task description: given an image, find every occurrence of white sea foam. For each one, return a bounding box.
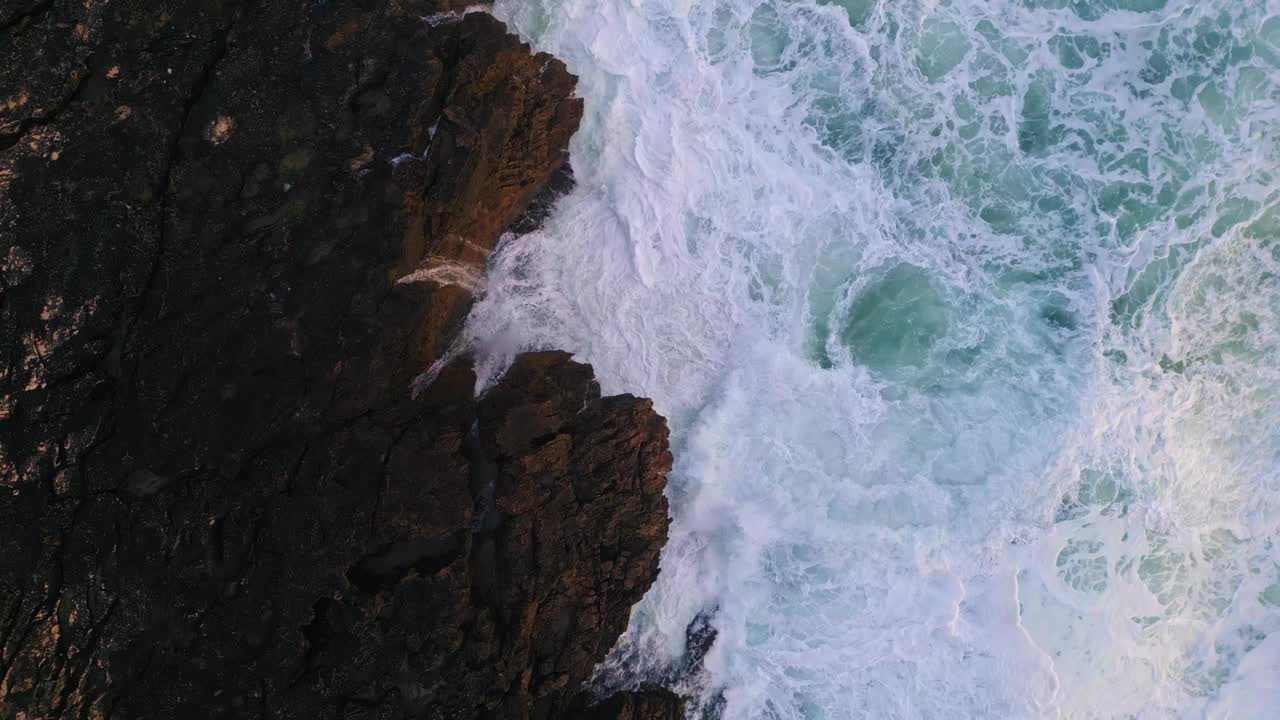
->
[465,0,1280,716]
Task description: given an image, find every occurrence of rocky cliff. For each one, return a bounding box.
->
[0,1,677,717]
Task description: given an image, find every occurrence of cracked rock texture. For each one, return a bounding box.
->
[0,1,676,718]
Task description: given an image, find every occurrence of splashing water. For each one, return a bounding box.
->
[465,0,1280,717]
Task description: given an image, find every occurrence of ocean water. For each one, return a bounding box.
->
[464,0,1280,717]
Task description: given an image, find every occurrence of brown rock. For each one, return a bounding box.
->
[0,1,668,719]
[439,352,673,718]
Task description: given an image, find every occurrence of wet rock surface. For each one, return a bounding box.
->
[570,611,719,720]
[0,1,676,718]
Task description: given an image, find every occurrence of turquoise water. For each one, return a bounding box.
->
[467,0,1280,716]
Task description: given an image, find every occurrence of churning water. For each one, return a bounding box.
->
[464,0,1280,716]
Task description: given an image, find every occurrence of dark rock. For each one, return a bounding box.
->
[508,161,576,236]
[0,1,671,719]
[670,608,719,687]
[568,689,687,720]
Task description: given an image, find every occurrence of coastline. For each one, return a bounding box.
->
[0,1,681,716]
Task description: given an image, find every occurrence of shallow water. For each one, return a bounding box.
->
[465,0,1280,717]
